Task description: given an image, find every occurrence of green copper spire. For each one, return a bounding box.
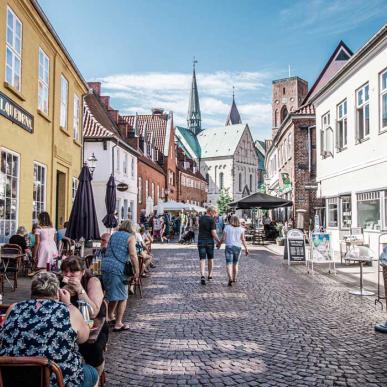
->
[187,57,202,135]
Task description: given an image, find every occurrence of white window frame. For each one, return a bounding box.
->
[32,162,46,223]
[320,112,333,157]
[60,75,68,128]
[0,148,20,242]
[123,152,128,176]
[72,177,78,202]
[336,100,347,151]
[356,83,370,142]
[380,69,387,133]
[131,157,135,178]
[115,148,120,173]
[145,180,149,198]
[38,48,49,114]
[340,195,351,230]
[5,7,22,91]
[357,191,381,231]
[73,95,80,141]
[327,197,338,228]
[138,177,142,204]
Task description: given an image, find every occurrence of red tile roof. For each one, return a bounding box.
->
[120,113,171,154]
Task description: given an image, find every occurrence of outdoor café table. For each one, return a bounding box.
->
[348,256,378,296]
[87,316,105,344]
[0,253,24,290]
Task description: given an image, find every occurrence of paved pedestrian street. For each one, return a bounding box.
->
[104,244,387,387]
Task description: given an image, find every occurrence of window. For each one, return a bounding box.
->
[145,180,149,198]
[161,187,164,198]
[138,177,142,203]
[280,105,288,123]
[131,158,134,177]
[205,173,209,185]
[0,150,19,243]
[356,83,370,142]
[151,183,155,200]
[287,133,292,159]
[38,48,49,114]
[157,185,160,200]
[320,112,333,156]
[32,163,46,223]
[60,75,68,128]
[380,70,387,132]
[249,174,252,191]
[340,196,351,229]
[327,197,338,227]
[5,7,22,91]
[274,110,278,127]
[72,177,78,202]
[123,153,128,175]
[336,100,347,150]
[357,191,381,230]
[73,95,80,141]
[115,148,120,172]
[219,172,224,190]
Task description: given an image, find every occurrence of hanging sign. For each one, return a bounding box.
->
[284,228,306,264]
[117,183,129,192]
[0,91,34,133]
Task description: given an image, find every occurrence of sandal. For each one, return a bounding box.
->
[113,324,130,332]
[108,319,116,326]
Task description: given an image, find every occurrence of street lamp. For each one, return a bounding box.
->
[87,153,98,176]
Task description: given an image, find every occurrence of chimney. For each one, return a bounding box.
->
[139,137,145,152]
[100,96,110,110]
[87,82,101,96]
[158,153,164,166]
[108,109,119,125]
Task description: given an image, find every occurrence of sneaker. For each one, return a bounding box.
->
[201,276,206,285]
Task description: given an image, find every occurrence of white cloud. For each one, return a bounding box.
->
[97,70,273,140]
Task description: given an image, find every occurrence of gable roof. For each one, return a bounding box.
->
[175,126,201,159]
[303,41,353,103]
[120,112,172,156]
[197,123,247,158]
[83,92,121,138]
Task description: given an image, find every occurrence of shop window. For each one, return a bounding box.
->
[327,197,338,227]
[340,196,351,229]
[357,191,381,231]
[32,163,46,223]
[0,150,19,242]
[356,83,370,142]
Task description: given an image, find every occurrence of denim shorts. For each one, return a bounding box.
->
[198,240,215,260]
[81,364,99,387]
[225,245,241,265]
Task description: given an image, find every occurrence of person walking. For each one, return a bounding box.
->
[218,215,249,286]
[197,206,220,285]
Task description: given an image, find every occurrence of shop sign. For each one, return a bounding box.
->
[0,91,33,133]
[117,182,129,192]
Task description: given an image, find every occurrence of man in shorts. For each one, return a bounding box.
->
[197,206,221,285]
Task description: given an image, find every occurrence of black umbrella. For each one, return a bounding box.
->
[102,175,118,229]
[229,192,293,210]
[66,165,100,240]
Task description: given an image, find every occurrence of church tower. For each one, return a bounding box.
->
[226,87,242,125]
[187,59,202,135]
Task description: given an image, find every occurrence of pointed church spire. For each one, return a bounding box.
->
[187,57,202,135]
[226,86,242,125]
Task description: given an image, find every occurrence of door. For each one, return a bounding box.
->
[56,171,66,229]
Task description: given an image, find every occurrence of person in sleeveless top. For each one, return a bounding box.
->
[61,256,107,376]
[217,215,249,286]
[0,272,98,387]
[102,220,139,332]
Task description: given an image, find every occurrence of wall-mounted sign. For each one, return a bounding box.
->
[117,182,129,192]
[0,91,33,133]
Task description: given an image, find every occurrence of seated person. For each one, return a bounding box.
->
[9,226,31,254]
[140,226,153,253]
[27,223,40,250]
[61,256,107,376]
[0,272,98,387]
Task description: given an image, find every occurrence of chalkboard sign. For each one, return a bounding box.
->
[284,229,306,264]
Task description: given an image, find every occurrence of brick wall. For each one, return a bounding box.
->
[177,169,207,206]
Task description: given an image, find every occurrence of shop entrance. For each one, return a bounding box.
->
[56,171,66,229]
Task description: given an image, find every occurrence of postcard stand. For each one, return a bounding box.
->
[307,232,336,275]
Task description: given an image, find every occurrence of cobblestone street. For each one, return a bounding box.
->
[104,244,387,386]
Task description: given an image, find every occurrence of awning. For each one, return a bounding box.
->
[153,200,191,211]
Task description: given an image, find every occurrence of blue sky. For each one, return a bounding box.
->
[39,0,386,139]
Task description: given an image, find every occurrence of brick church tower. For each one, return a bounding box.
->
[271,77,308,138]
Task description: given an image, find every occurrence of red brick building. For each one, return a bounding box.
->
[265,42,352,228]
[176,146,207,206]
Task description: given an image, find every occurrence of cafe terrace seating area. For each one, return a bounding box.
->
[0,236,155,386]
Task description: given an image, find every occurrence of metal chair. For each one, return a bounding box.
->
[0,244,22,290]
[0,356,64,387]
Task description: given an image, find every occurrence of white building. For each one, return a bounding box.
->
[176,123,258,205]
[312,24,387,253]
[83,88,138,231]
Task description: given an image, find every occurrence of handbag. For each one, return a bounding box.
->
[111,244,134,277]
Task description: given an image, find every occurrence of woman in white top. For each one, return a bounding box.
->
[218,215,248,286]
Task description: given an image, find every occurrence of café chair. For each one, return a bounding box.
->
[0,356,64,387]
[0,244,22,290]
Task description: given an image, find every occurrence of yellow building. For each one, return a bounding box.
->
[0,0,88,242]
